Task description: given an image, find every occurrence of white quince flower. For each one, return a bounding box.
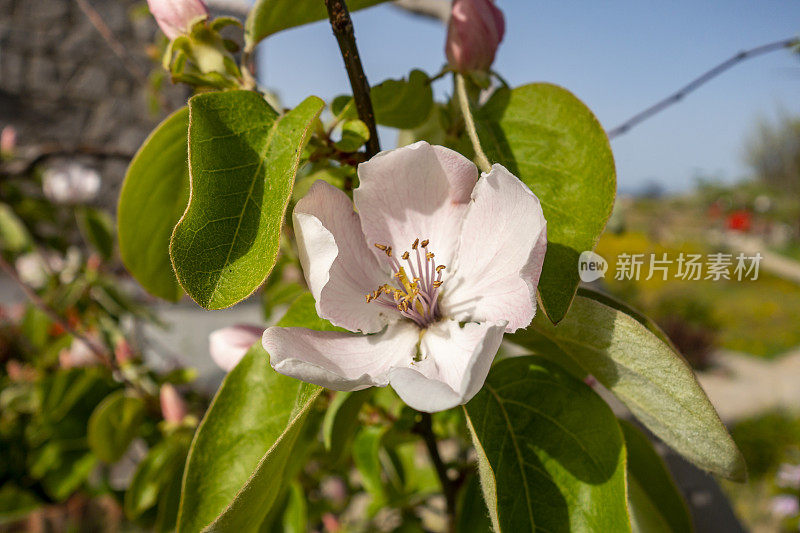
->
[263,142,547,412]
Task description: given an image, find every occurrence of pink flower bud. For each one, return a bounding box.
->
[147,0,209,40]
[114,338,134,365]
[160,384,188,423]
[445,0,505,73]
[209,325,265,372]
[1,126,17,155]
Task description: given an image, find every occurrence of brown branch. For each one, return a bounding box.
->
[0,143,133,177]
[324,0,381,158]
[608,37,800,139]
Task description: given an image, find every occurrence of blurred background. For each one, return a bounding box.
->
[1,1,799,531]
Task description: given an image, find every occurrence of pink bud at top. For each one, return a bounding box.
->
[445,0,505,73]
[209,325,265,372]
[147,0,209,40]
[160,384,188,423]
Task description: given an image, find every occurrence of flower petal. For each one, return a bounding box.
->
[441,164,547,332]
[294,180,395,333]
[209,324,265,371]
[354,142,478,267]
[389,320,506,412]
[263,321,419,391]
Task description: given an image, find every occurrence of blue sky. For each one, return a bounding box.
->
[257,1,800,192]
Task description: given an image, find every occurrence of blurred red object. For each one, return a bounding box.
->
[726,210,751,232]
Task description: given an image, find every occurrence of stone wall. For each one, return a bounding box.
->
[0,0,188,205]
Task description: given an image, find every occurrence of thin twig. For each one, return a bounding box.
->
[456,73,491,173]
[608,37,799,139]
[0,255,115,370]
[324,0,381,158]
[0,144,133,178]
[74,0,150,84]
[417,412,457,533]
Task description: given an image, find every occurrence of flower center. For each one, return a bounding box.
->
[365,238,445,328]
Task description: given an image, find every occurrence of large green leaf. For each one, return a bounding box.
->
[170,92,323,309]
[621,421,693,533]
[336,70,434,129]
[177,295,329,532]
[87,391,146,463]
[465,357,629,532]
[119,107,189,302]
[511,293,746,481]
[245,0,388,50]
[475,83,616,323]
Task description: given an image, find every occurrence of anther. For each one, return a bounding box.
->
[421,239,429,248]
[426,252,434,260]
[433,281,443,288]
[402,251,410,260]
[386,246,393,257]
[374,243,387,251]
[436,265,446,272]
[412,238,419,249]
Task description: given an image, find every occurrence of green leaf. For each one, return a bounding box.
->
[177,294,328,532]
[371,70,433,129]
[281,482,307,533]
[118,107,189,302]
[621,421,693,533]
[353,425,389,514]
[87,391,146,463]
[336,70,434,130]
[0,202,31,253]
[170,91,324,309]
[322,389,372,464]
[334,119,370,152]
[245,0,388,49]
[0,484,40,521]
[76,207,114,260]
[124,432,191,520]
[456,475,492,533]
[464,357,629,533]
[510,293,746,481]
[475,83,616,323]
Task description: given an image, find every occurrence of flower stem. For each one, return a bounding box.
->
[455,73,491,174]
[418,412,457,533]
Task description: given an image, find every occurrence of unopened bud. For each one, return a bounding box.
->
[209,324,264,372]
[445,0,505,73]
[160,384,188,423]
[147,0,209,40]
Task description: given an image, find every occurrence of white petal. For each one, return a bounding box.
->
[209,324,264,371]
[441,165,547,332]
[263,321,419,391]
[389,320,506,412]
[354,142,478,268]
[294,180,395,333]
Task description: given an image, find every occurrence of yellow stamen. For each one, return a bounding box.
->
[436,265,446,272]
[374,243,387,251]
[421,239,429,248]
[412,238,419,249]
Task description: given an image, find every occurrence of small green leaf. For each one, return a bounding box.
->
[87,391,146,463]
[118,107,189,302]
[281,482,307,533]
[124,432,191,520]
[353,425,389,514]
[476,83,616,323]
[170,91,323,309]
[511,293,746,481]
[371,70,433,129]
[334,119,370,152]
[322,389,372,464]
[245,0,388,49]
[177,294,329,532]
[76,207,114,260]
[0,202,31,253]
[0,484,40,521]
[621,421,693,533]
[464,357,630,533]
